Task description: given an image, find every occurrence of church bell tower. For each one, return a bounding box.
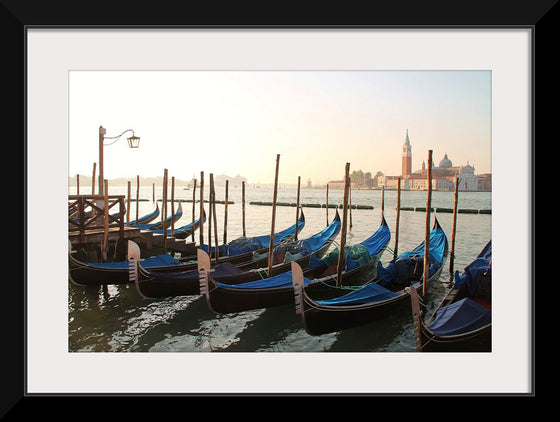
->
[402,129,412,176]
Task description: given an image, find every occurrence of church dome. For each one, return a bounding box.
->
[461,161,475,174]
[439,153,453,168]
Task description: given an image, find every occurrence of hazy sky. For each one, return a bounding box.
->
[69,70,491,185]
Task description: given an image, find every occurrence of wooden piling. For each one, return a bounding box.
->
[349,178,353,229]
[127,181,131,226]
[208,174,213,257]
[162,169,168,253]
[102,179,109,261]
[381,185,385,215]
[136,175,140,222]
[394,177,401,259]
[267,154,280,277]
[212,175,219,263]
[199,171,204,246]
[223,180,229,244]
[242,181,246,237]
[171,176,175,236]
[295,176,301,241]
[336,163,351,286]
[325,183,329,226]
[152,183,155,203]
[91,163,96,195]
[423,150,433,298]
[76,174,80,195]
[191,178,197,242]
[449,176,459,280]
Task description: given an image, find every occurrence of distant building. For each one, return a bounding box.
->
[378,130,490,191]
[307,178,312,188]
[364,172,373,188]
[327,180,357,189]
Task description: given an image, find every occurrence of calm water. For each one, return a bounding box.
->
[68,185,491,352]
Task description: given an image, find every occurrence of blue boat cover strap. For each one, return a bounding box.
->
[89,253,180,269]
[427,297,491,336]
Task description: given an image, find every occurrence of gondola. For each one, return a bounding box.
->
[133,201,183,231]
[198,215,391,314]
[70,204,160,227]
[199,209,306,258]
[129,204,160,226]
[151,209,206,239]
[130,210,341,299]
[68,211,304,287]
[408,240,491,352]
[291,217,448,336]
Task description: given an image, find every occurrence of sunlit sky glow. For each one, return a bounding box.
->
[69,70,491,185]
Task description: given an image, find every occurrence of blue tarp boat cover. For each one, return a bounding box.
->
[253,219,306,248]
[160,261,244,281]
[200,220,305,257]
[315,281,400,306]
[129,205,159,226]
[216,269,317,290]
[426,297,491,336]
[275,240,313,262]
[454,240,492,297]
[302,218,341,252]
[151,215,205,236]
[308,222,391,271]
[89,253,181,269]
[376,226,448,287]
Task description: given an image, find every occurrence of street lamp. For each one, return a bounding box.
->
[98,125,140,195]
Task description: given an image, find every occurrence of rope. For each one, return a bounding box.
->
[249,267,268,279]
[383,245,395,255]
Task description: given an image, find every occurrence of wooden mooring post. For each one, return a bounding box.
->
[161,169,168,253]
[191,178,197,243]
[242,181,246,237]
[394,177,401,259]
[199,171,204,246]
[91,163,96,195]
[336,163,351,286]
[267,154,280,277]
[294,176,301,241]
[136,175,140,222]
[423,150,433,298]
[207,175,213,259]
[171,176,175,237]
[211,174,219,263]
[325,183,329,226]
[223,180,229,244]
[449,176,459,280]
[127,181,131,226]
[102,179,109,261]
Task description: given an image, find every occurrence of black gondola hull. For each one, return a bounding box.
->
[203,257,377,314]
[299,285,419,336]
[418,325,491,352]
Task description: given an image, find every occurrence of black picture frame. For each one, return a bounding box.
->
[10,0,551,413]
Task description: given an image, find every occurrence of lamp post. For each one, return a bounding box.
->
[98,125,140,196]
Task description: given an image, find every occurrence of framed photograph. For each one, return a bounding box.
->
[15,1,547,407]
